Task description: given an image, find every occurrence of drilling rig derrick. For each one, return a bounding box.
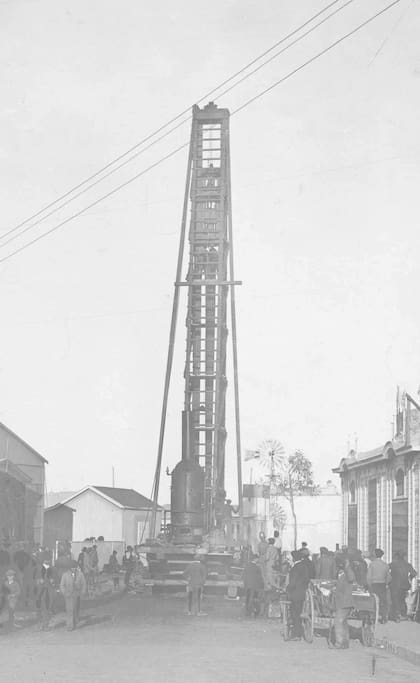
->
[171,102,231,544]
[151,101,242,549]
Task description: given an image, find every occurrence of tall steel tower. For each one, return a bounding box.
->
[151,102,242,544]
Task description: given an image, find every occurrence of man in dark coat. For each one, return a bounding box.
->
[286,550,311,640]
[350,550,368,587]
[36,563,56,630]
[315,547,336,581]
[123,546,135,590]
[301,547,315,580]
[389,552,417,621]
[243,556,264,617]
[184,556,207,616]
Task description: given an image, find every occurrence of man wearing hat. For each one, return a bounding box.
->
[4,569,21,631]
[286,550,311,640]
[243,553,265,617]
[183,555,207,616]
[315,547,336,581]
[59,559,86,631]
[36,561,56,630]
[367,549,391,623]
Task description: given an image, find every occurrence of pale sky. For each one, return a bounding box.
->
[1,0,419,503]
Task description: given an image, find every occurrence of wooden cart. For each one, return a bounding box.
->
[300,580,379,646]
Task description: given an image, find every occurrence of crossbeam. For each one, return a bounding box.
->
[175,280,242,286]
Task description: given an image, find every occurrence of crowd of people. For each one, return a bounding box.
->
[241,533,418,649]
[0,542,143,633]
[56,546,147,630]
[76,545,99,597]
[0,537,418,641]
[0,546,55,632]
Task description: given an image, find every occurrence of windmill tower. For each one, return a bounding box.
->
[256,439,287,538]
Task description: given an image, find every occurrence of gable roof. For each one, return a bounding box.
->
[0,421,48,463]
[94,486,161,510]
[45,502,76,513]
[61,485,162,510]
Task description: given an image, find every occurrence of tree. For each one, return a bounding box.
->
[279,450,316,550]
[249,441,317,548]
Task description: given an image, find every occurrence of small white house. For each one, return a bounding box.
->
[61,486,163,547]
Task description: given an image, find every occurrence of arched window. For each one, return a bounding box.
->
[349,481,356,504]
[395,469,405,498]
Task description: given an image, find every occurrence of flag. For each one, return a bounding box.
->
[245,449,260,461]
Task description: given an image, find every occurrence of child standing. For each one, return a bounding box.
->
[184,556,207,616]
[108,551,120,591]
[4,569,21,631]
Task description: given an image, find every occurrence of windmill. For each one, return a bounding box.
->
[253,439,287,536]
[256,439,286,483]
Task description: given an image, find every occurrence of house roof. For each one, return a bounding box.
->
[61,485,162,510]
[94,486,160,509]
[45,503,76,513]
[0,421,48,464]
[332,441,416,474]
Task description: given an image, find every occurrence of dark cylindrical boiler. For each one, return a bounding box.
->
[171,459,204,544]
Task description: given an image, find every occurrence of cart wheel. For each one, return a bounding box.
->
[302,588,314,643]
[361,618,374,647]
[282,602,292,641]
[373,593,379,631]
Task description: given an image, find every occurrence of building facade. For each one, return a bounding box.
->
[61,486,163,547]
[333,393,420,567]
[0,421,47,545]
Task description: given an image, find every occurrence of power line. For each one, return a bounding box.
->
[212,0,356,104]
[0,142,189,264]
[0,117,191,250]
[0,0,403,266]
[0,0,345,242]
[368,0,413,65]
[0,0,354,251]
[231,0,403,117]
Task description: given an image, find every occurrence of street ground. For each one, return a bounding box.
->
[375,618,420,668]
[2,594,419,683]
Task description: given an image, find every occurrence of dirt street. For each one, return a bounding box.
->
[3,595,419,682]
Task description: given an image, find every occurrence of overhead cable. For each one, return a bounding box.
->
[0,0,402,266]
[0,142,189,264]
[0,0,346,242]
[231,0,402,117]
[0,0,355,250]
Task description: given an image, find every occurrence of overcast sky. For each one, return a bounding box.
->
[1,0,419,502]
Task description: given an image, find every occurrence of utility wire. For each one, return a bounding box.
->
[0,0,354,248]
[0,117,191,250]
[212,0,356,105]
[231,0,402,117]
[0,142,189,264]
[0,0,354,251]
[0,0,402,266]
[0,0,345,242]
[368,0,413,65]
